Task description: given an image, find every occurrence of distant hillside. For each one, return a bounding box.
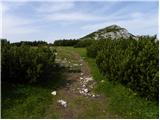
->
[80,25,137,40]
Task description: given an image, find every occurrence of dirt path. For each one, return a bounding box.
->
[45,47,114,119]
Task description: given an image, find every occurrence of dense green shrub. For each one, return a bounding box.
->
[74,39,95,48]
[11,41,48,46]
[54,39,79,46]
[86,39,107,57]
[1,39,56,84]
[87,36,159,101]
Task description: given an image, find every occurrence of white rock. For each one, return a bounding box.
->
[80,59,83,62]
[66,83,69,85]
[57,100,67,108]
[85,77,93,81]
[82,84,86,87]
[79,90,84,94]
[92,94,95,97]
[80,73,84,76]
[73,63,79,66]
[87,93,92,96]
[83,88,88,93]
[101,80,105,83]
[55,53,58,56]
[51,91,56,96]
[80,77,83,80]
[90,85,94,89]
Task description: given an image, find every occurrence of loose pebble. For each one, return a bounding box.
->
[83,88,88,93]
[80,73,84,76]
[57,100,67,108]
[101,80,105,83]
[92,94,95,97]
[51,91,56,96]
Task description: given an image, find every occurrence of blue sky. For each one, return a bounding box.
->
[0,0,158,43]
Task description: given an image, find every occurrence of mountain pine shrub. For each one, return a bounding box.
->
[1,39,56,84]
[87,36,159,101]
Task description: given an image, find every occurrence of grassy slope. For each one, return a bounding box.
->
[1,69,65,118]
[73,47,158,119]
[2,46,158,119]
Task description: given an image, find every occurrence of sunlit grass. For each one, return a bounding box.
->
[74,46,159,119]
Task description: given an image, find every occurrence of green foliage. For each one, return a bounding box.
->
[54,39,79,46]
[87,36,159,101]
[74,39,95,48]
[1,39,56,84]
[75,47,158,118]
[11,40,48,46]
[87,39,106,57]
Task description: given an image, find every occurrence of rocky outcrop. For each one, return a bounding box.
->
[80,24,138,40]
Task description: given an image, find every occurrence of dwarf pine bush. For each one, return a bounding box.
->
[1,39,56,84]
[87,36,159,101]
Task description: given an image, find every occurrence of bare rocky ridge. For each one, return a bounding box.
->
[80,24,138,40]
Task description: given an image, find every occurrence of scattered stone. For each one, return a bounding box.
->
[101,80,105,83]
[87,93,92,96]
[79,90,84,94]
[55,59,61,62]
[57,100,67,108]
[85,77,93,82]
[62,60,67,64]
[55,52,58,56]
[89,85,94,89]
[80,59,83,62]
[82,84,86,87]
[80,73,84,76]
[92,94,95,97]
[51,91,56,96]
[80,77,83,80]
[73,63,79,66]
[96,94,100,97]
[66,83,70,86]
[59,63,65,67]
[83,88,88,93]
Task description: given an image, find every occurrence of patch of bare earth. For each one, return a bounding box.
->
[45,49,117,119]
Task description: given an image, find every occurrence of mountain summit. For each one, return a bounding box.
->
[80,25,137,40]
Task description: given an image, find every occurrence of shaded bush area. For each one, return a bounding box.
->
[1,39,56,84]
[11,40,48,46]
[87,36,159,101]
[53,39,95,48]
[74,39,95,48]
[54,39,79,46]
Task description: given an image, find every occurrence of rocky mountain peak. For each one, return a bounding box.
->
[105,24,123,30]
[80,24,137,40]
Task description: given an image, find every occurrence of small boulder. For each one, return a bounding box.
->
[85,77,93,82]
[55,53,58,56]
[51,91,56,96]
[57,100,67,108]
[92,94,95,97]
[80,73,84,76]
[83,88,88,93]
[101,80,105,83]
